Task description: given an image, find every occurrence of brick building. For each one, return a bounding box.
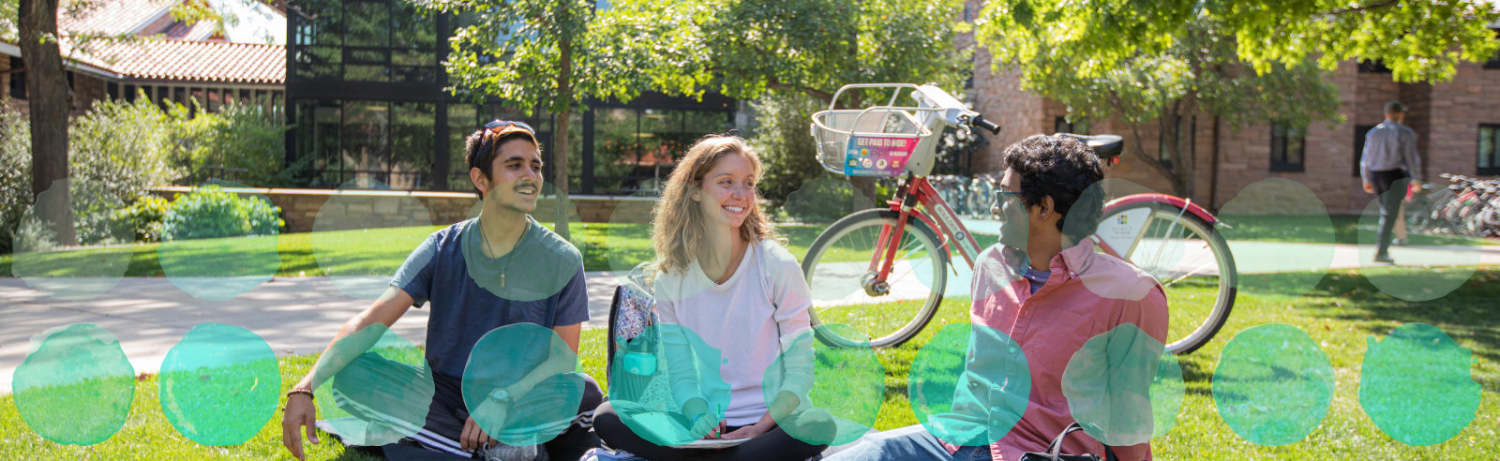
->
[966,18,1500,215]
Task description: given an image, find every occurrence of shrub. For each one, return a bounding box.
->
[171,101,300,188]
[111,196,172,243]
[748,92,830,209]
[162,186,283,241]
[0,110,31,253]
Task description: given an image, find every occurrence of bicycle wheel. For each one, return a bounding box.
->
[1097,202,1237,355]
[802,209,949,349]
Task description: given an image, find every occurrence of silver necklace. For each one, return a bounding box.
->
[478,219,526,288]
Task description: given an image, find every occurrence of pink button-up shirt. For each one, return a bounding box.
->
[943,239,1169,461]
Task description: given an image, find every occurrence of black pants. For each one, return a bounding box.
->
[1372,169,1409,258]
[593,401,830,461]
[385,371,604,461]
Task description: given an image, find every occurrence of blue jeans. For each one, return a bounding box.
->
[824,425,992,461]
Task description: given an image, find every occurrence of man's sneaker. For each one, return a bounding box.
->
[1374,254,1395,264]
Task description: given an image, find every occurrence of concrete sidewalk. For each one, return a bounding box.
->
[4,240,1498,395]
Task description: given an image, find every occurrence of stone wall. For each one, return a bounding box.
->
[149,186,657,233]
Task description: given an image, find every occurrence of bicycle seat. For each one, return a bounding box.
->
[1055,133,1124,160]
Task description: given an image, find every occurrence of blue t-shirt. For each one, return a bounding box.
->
[390,216,589,379]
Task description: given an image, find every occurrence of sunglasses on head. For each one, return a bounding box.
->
[484,119,534,134]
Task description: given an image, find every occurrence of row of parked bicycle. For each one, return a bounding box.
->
[929,174,1003,219]
[1408,173,1500,239]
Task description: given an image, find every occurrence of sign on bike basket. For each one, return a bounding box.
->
[845,135,921,178]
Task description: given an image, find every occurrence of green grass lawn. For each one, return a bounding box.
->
[5,266,1497,459]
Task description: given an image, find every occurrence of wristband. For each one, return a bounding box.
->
[287,388,315,400]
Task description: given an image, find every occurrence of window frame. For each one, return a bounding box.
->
[1269,121,1306,172]
[1479,124,1500,176]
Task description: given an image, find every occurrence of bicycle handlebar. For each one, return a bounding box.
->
[969,115,1002,135]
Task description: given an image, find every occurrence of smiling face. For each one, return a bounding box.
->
[694,152,756,230]
[472,137,544,214]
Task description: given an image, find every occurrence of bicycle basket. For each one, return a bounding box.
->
[811,108,936,178]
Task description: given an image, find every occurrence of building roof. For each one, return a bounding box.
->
[57,0,179,37]
[75,38,286,84]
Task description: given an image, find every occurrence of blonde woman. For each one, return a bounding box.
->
[593,135,828,460]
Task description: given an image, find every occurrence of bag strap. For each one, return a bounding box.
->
[1045,423,1120,461]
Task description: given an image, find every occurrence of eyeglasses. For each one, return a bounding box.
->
[991,190,1025,217]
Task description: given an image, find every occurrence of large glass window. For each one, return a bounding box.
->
[290,0,439,83]
[392,102,436,189]
[589,108,730,195]
[446,103,529,191]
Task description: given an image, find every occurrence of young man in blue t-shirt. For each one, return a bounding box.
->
[280,121,599,461]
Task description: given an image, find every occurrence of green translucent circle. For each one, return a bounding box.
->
[1359,323,1481,446]
[763,323,883,446]
[1218,178,1336,299]
[460,183,586,302]
[606,323,732,446]
[1060,323,1173,446]
[908,322,1029,447]
[312,178,434,299]
[12,178,131,300]
[461,323,583,446]
[158,323,280,446]
[312,323,434,446]
[1212,323,1333,446]
[1356,180,1479,302]
[159,182,281,301]
[1150,352,1185,439]
[13,323,135,445]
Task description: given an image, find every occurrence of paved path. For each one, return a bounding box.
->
[5,236,1499,394]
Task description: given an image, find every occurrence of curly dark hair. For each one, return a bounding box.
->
[1001,134,1106,243]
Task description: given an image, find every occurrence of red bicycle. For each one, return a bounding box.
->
[802,84,1237,355]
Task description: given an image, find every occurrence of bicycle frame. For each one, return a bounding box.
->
[864,175,1218,287]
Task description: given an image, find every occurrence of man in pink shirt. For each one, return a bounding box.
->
[826,135,1169,461]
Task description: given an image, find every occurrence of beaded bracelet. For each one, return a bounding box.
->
[286,388,315,400]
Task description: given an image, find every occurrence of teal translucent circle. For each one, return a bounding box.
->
[461,323,583,446]
[312,323,434,446]
[158,323,280,446]
[763,323,884,446]
[1217,178,1335,299]
[1060,323,1174,446]
[12,178,131,300]
[1212,323,1333,446]
[312,178,434,299]
[159,182,281,301]
[606,323,732,446]
[1356,180,1480,302]
[459,182,587,303]
[1359,323,1481,446]
[1150,352,1185,440]
[908,322,1029,447]
[13,323,135,445]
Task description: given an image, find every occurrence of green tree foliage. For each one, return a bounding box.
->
[975,0,1500,197]
[417,0,655,239]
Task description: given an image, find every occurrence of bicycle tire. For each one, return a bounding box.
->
[1098,202,1238,355]
[801,209,949,349]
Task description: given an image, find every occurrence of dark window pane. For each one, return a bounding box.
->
[392,101,436,190]
[294,0,342,46]
[345,65,390,82]
[107,82,119,100]
[8,57,24,99]
[347,48,388,64]
[345,2,390,47]
[391,7,436,48]
[343,101,391,184]
[592,108,640,194]
[448,104,480,191]
[1480,126,1496,169]
[393,66,438,84]
[123,84,136,103]
[393,49,437,67]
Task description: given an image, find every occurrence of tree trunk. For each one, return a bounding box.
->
[18,0,75,245]
[552,33,573,241]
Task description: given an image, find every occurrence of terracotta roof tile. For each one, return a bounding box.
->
[74,38,285,84]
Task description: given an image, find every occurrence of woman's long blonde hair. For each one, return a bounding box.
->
[650,135,777,275]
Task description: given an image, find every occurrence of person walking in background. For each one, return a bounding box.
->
[1361,101,1423,264]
